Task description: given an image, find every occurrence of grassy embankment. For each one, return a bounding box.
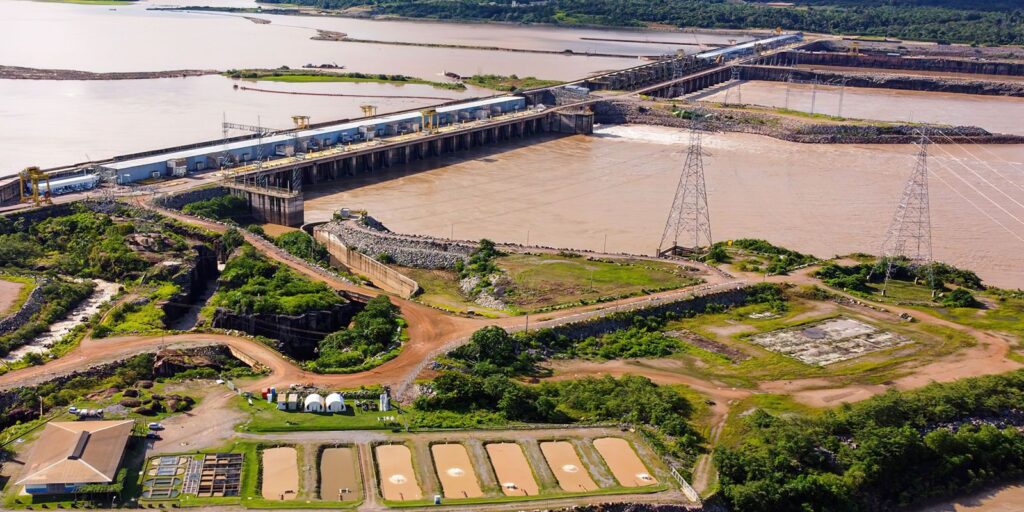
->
[400,252,702,316]
[462,74,563,92]
[225,69,466,90]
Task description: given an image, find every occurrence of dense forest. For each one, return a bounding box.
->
[717,370,1024,511]
[258,0,1024,45]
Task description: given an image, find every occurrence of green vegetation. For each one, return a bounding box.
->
[236,394,403,432]
[274,230,329,265]
[0,278,95,357]
[259,0,1024,45]
[717,370,1024,512]
[715,238,818,274]
[463,74,562,92]
[501,253,702,312]
[93,301,166,338]
[816,258,984,295]
[1,208,147,280]
[426,242,703,314]
[309,295,405,373]
[211,246,344,315]
[225,68,466,90]
[181,194,249,222]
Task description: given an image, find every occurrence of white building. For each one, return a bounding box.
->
[304,393,325,412]
[325,393,346,412]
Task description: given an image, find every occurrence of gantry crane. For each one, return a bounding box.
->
[19,166,52,206]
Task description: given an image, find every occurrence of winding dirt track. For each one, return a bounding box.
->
[1,198,1017,405]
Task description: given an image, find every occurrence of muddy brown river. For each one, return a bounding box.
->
[305,126,1024,289]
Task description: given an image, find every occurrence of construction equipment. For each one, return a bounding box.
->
[848,41,861,56]
[19,166,52,206]
[420,109,439,134]
[360,105,378,117]
[291,115,310,129]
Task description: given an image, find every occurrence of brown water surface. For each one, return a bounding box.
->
[485,443,539,497]
[261,447,299,500]
[430,443,482,499]
[375,444,422,501]
[320,447,361,502]
[304,126,1024,288]
[540,441,598,492]
[592,438,657,487]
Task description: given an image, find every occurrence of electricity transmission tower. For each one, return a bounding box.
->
[877,133,933,293]
[658,119,713,256]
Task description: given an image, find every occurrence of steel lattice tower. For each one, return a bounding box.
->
[878,134,933,291]
[658,121,713,255]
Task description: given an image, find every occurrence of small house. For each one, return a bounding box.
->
[277,394,287,411]
[304,393,325,412]
[286,393,299,411]
[325,393,345,412]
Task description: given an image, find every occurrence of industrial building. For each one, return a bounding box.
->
[16,420,134,495]
[695,33,803,61]
[98,96,528,184]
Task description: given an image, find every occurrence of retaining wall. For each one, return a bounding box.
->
[0,280,46,335]
[314,227,420,299]
[211,302,360,360]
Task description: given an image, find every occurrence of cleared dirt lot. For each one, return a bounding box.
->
[0,278,25,316]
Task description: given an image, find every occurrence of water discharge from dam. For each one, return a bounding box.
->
[304,126,1024,289]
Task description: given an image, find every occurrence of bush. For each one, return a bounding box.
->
[942,288,980,308]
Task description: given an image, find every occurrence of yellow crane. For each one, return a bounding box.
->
[19,166,52,207]
[291,115,310,129]
[360,105,378,117]
[420,109,438,133]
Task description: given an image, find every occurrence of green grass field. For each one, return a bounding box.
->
[241,72,464,90]
[652,299,976,388]
[402,253,701,315]
[463,74,563,92]
[236,395,405,432]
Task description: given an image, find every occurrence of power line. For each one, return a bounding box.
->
[658,116,713,255]
[928,139,1024,213]
[875,134,933,294]
[935,131,1024,195]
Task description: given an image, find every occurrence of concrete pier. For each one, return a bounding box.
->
[227,182,304,227]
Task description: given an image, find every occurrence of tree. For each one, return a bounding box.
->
[221,228,244,255]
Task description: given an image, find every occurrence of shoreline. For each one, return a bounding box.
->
[314,32,647,60]
[148,5,773,37]
[0,65,218,81]
[594,100,1024,145]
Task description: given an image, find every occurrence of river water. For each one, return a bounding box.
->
[304,125,1024,289]
[0,0,750,176]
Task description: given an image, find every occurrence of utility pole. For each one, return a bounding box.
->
[658,114,713,256]
[875,132,934,294]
